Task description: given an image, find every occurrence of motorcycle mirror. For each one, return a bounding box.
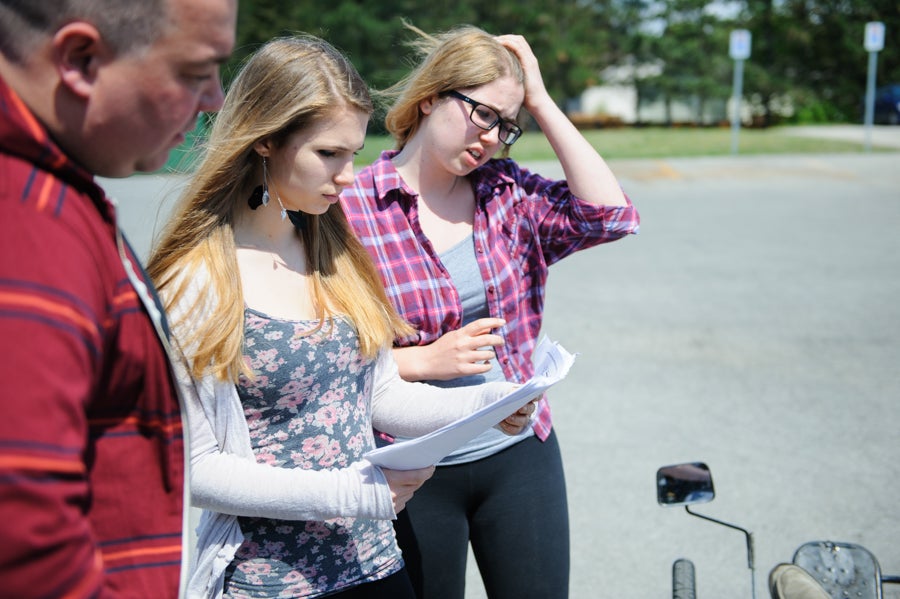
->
[656,462,715,506]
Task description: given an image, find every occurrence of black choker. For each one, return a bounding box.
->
[247,186,306,230]
[287,210,307,231]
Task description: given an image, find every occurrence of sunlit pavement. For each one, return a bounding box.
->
[782,123,900,149]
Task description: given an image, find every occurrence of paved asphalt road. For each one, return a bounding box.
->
[102,126,900,599]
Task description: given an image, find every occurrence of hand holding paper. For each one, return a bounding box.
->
[497,399,538,435]
[383,465,436,513]
[365,338,576,470]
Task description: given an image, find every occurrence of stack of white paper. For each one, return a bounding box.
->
[364,338,576,470]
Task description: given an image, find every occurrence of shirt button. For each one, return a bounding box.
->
[487,286,495,294]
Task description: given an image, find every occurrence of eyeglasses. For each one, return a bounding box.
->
[443,90,522,146]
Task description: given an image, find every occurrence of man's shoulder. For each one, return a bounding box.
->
[0,154,120,305]
[1,152,108,226]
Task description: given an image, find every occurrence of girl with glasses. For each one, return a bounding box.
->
[341,23,640,599]
[147,35,533,599]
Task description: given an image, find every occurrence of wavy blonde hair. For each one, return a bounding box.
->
[381,22,525,152]
[148,35,412,382]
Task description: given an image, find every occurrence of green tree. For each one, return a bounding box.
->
[638,0,734,125]
[216,0,900,131]
[223,1,636,122]
[740,0,900,123]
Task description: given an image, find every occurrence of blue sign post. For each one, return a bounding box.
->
[729,30,752,155]
[863,22,885,152]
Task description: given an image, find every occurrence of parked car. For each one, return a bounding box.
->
[873,84,900,125]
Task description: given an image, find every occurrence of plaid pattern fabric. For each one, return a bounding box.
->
[342,151,639,440]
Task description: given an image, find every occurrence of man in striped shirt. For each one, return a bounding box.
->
[0,0,236,596]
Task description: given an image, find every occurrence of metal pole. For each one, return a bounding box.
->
[863,50,878,152]
[686,506,757,599]
[731,59,745,155]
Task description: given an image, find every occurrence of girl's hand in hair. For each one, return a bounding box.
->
[495,34,552,113]
[495,33,629,207]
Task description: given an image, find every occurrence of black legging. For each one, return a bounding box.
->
[395,430,569,599]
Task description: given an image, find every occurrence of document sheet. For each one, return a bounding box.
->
[365,338,576,470]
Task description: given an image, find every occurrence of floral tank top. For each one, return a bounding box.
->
[223,309,401,598]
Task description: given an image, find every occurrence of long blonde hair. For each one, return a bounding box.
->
[148,35,412,382]
[382,22,525,151]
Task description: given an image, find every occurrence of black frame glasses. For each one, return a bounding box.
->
[443,90,522,146]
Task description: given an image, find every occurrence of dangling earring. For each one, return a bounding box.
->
[248,156,271,210]
[261,157,270,206]
[263,155,288,221]
[274,194,287,221]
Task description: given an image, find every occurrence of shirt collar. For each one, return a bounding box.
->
[369,149,517,209]
[470,160,517,202]
[368,150,413,207]
[0,75,108,213]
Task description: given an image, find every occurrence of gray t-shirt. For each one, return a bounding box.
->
[423,235,533,465]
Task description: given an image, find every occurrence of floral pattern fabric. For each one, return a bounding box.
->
[223,310,400,598]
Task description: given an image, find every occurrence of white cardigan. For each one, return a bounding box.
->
[167,271,517,598]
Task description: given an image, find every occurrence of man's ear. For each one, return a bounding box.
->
[53,22,105,99]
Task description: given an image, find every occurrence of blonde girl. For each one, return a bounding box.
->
[148,35,532,599]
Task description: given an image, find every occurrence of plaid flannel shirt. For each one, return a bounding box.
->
[341,150,640,440]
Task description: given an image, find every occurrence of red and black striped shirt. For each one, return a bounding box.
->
[0,76,184,597]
